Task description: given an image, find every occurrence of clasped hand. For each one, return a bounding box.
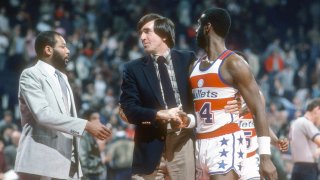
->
[157,107,189,129]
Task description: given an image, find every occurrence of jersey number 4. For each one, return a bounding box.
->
[199,102,214,124]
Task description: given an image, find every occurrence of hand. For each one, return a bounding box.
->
[118,106,128,122]
[85,120,112,140]
[156,107,181,122]
[277,138,289,152]
[224,97,241,114]
[170,111,189,129]
[177,111,190,128]
[259,155,278,180]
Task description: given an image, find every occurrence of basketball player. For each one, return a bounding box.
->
[190,7,277,180]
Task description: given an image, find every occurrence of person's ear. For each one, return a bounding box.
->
[204,23,211,34]
[44,45,53,56]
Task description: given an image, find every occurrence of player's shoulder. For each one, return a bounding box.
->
[224,51,247,68]
[227,51,243,61]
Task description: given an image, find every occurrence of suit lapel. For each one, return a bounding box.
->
[142,56,165,107]
[171,51,185,99]
[35,63,67,114]
[66,81,77,117]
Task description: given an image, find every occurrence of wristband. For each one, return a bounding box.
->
[257,136,271,155]
[186,114,196,128]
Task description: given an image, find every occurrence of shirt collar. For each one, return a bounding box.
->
[37,60,67,79]
[152,49,171,64]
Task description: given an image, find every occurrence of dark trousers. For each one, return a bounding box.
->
[291,162,318,180]
[107,167,131,180]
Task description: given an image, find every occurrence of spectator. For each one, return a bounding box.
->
[264,49,285,74]
[79,109,106,180]
[105,127,134,180]
[0,138,7,179]
[0,110,18,135]
[0,31,9,71]
[4,130,20,170]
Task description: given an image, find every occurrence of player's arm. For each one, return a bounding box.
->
[269,127,289,152]
[221,54,269,137]
[234,88,289,152]
[259,91,289,152]
[221,53,277,180]
[259,91,285,149]
[269,127,279,145]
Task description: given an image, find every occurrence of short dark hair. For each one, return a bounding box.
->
[137,13,163,32]
[137,13,175,48]
[306,98,320,112]
[200,7,231,38]
[34,31,62,57]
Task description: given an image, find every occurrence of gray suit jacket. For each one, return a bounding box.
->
[14,61,87,179]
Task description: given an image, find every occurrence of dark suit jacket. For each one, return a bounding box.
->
[120,49,196,174]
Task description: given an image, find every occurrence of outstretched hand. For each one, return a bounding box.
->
[277,138,289,152]
[85,120,112,140]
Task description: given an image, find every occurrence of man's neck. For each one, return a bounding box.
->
[304,113,314,123]
[152,48,170,57]
[206,38,226,60]
[151,49,171,61]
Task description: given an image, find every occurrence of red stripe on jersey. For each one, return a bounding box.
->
[247,150,256,158]
[190,73,229,88]
[242,113,254,119]
[194,97,235,111]
[219,50,233,60]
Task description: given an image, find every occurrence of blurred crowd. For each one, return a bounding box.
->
[0,0,319,179]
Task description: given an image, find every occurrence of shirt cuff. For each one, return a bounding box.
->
[186,114,196,128]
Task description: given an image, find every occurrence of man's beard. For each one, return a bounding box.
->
[52,50,68,68]
[196,27,207,49]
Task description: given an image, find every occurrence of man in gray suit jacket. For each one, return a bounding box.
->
[14,31,112,180]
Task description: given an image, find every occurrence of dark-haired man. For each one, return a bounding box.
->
[120,13,197,179]
[14,31,111,179]
[190,8,277,180]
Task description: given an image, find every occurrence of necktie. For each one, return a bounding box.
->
[55,70,79,177]
[55,70,69,114]
[157,56,177,108]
